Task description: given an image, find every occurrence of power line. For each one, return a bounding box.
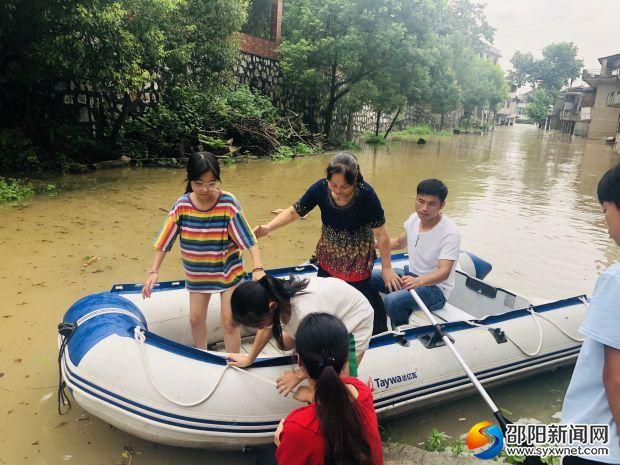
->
[499,1,619,31]
[497,6,620,39]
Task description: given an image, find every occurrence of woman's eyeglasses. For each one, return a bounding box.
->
[191,180,221,191]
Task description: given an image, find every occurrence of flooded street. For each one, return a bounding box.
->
[1,125,619,464]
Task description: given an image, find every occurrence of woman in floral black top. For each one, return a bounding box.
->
[254,152,402,334]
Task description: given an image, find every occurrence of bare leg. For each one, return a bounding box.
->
[220,283,241,353]
[189,292,211,349]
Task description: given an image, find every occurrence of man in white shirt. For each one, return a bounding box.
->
[370,179,461,327]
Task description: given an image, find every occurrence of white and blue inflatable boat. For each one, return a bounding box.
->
[58,253,586,449]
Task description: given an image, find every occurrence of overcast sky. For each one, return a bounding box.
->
[482,0,620,75]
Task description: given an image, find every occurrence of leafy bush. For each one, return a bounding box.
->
[405,124,434,135]
[224,86,279,121]
[271,142,318,160]
[271,145,295,160]
[449,438,467,456]
[0,177,35,202]
[338,140,361,151]
[0,128,41,172]
[364,134,387,145]
[292,142,315,154]
[424,428,449,452]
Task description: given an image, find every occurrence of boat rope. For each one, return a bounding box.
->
[134,327,283,407]
[135,327,229,407]
[57,322,76,415]
[56,309,144,415]
[463,303,584,356]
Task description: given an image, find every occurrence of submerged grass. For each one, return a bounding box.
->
[391,124,452,140]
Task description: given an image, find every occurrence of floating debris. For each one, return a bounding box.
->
[83,256,100,267]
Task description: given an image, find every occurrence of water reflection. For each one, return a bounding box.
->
[1,125,618,464]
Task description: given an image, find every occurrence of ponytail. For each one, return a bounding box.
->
[230,274,309,350]
[296,313,373,465]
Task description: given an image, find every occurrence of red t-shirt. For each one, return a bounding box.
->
[275,377,383,465]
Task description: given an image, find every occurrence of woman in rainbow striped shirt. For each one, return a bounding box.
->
[142,152,265,352]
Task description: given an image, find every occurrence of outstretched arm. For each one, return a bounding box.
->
[373,224,403,292]
[142,250,167,298]
[254,206,301,238]
[390,233,407,251]
[228,327,273,366]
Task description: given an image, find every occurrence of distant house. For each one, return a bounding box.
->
[477,43,501,65]
[496,92,527,126]
[547,86,595,136]
[582,53,620,140]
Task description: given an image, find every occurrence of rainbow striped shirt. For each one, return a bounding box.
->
[154,192,257,292]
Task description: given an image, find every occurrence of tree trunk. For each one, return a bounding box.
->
[440,113,445,130]
[374,111,382,136]
[24,85,34,140]
[346,110,354,141]
[383,106,402,139]
[322,60,339,138]
[110,93,131,145]
[323,95,336,139]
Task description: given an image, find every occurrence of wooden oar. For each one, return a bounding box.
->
[409,289,545,465]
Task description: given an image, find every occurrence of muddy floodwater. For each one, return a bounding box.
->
[1,125,619,464]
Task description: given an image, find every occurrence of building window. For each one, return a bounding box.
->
[607,91,619,108]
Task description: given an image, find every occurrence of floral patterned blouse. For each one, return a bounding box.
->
[293,179,385,282]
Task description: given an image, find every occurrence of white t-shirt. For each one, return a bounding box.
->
[282,277,374,356]
[404,213,461,298]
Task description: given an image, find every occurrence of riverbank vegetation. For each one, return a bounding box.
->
[1,0,508,176]
[282,0,508,139]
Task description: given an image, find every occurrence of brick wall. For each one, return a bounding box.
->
[238,33,280,61]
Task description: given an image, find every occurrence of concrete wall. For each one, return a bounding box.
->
[574,121,590,137]
[588,81,620,139]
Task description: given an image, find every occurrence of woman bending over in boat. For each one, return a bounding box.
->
[273,312,383,465]
[252,152,402,335]
[142,152,265,352]
[227,274,373,395]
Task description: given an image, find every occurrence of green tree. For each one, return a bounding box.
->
[0,0,249,146]
[525,88,554,126]
[425,45,462,129]
[280,0,427,138]
[508,42,584,92]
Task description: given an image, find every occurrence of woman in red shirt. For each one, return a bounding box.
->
[274,313,383,465]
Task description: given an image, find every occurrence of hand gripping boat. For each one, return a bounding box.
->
[57,252,586,449]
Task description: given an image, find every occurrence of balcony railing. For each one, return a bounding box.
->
[583,68,620,79]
